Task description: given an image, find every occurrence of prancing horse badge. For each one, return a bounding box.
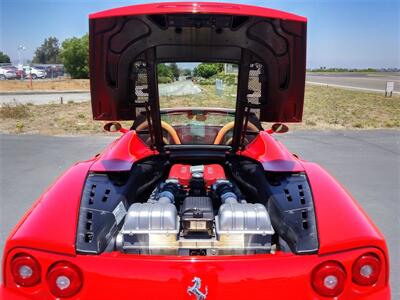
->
[187,277,208,300]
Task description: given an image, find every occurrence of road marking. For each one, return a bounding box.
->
[306,81,400,94]
[307,75,400,83]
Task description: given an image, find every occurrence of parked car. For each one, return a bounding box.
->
[0,2,390,300]
[15,69,25,79]
[23,66,46,79]
[31,65,49,77]
[2,65,25,79]
[0,66,17,80]
[31,65,64,78]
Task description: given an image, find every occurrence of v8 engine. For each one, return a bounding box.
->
[116,164,274,255]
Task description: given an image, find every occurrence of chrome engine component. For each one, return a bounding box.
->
[216,202,274,253]
[213,180,274,253]
[217,202,274,233]
[117,164,275,255]
[116,201,180,254]
[117,181,180,254]
[122,202,178,232]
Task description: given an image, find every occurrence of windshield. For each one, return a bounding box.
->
[134,62,260,146]
[160,110,236,145]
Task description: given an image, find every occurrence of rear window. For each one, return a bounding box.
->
[157,62,238,109]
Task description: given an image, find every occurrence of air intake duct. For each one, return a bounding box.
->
[212,180,238,204]
[157,179,180,204]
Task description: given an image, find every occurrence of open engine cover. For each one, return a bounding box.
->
[89,2,307,122]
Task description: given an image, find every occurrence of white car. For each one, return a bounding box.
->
[23,66,46,79]
[0,66,17,80]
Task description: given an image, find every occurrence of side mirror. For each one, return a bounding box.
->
[103,122,128,133]
[268,123,289,134]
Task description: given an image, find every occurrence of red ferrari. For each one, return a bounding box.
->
[1,2,390,299]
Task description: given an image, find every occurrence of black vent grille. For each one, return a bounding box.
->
[76,173,128,254]
[266,173,319,254]
[247,63,263,105]
[131,61,148,117]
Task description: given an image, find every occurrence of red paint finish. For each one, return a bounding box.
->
[91,130,305,173]
[2,161,93,289]
[3,162,92,261]
[302,162,388,255]
[2,132,388,299]
[90,2,307,22]
[242,131,304,172]
[1,129,390,299]
[90,130,156,172]
[1,247,389,300]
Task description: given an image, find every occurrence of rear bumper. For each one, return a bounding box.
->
[1,285,32,300]
[0,285,390,300]
[2,247,390,300]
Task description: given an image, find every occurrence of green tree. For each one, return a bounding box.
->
[60,34,89,79]
[0,52,11,63]
[157,63,174,83]
[193,63,222,78]
[182,68,192,76]
[169,63,180,80]
[33,37,60,64]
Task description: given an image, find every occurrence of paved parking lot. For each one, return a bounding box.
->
[0,130,398,297]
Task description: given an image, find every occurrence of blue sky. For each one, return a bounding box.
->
[0,0,399,68]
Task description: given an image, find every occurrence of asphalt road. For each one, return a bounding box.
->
[159,80,201,96]
[0,80,201,105]
[0,91,90,105]
[0,131,399,297]
[306,72,400,93]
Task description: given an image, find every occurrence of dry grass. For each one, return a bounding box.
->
[0,101,131,135]
[0,79,89,92]
[0,85,399,135]
[0,101,31,119]
[298,85,400,129]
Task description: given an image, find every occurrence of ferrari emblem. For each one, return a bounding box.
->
[187,277,208,300]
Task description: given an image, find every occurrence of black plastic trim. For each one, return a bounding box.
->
[266,172,319,254]
[76,173,129,254]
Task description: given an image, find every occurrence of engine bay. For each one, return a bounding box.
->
[76,157,319,256]
[116,164,274,255]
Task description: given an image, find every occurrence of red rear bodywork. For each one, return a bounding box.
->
[1,130,390,299]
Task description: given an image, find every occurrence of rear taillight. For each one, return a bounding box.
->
[10,253,41,287]
[352,253,381,286]
[47,261,83,298]
[312,261,346,297]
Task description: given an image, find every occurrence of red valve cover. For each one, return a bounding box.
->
[204,164,226,186]
[168,164,225,187]
[169,164,192,186]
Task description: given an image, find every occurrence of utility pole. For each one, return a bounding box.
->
[17,45,26,81]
